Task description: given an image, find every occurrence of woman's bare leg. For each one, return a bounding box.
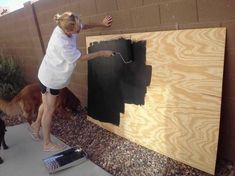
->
[30,94,46,138]
[41,93,64,151]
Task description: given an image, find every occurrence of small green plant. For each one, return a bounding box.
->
[0,54,25,100]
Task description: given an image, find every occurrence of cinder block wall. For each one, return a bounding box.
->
[0,0,234,162]
[0,2,44,82]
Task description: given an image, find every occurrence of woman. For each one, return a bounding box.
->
[29,12,113,152]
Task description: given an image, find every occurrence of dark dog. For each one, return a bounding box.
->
[0,118,9,164]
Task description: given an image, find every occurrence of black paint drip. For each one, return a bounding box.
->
[88,38,152,125]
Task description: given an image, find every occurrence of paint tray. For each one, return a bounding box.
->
[43,147,87,174]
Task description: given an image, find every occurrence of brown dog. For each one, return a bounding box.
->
[0,83,82,124]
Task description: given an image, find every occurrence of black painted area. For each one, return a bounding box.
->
[88,38,152,125]
[121,41,151,105]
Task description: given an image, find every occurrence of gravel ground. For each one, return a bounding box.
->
[2,109,234,176]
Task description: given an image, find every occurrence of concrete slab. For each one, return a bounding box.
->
[0,123,112,176]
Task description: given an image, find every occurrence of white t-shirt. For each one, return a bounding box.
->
[38,26,81,89]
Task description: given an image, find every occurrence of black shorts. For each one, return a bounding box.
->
[39,81,60,96]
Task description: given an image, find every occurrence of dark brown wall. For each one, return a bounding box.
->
[0,0,234,161]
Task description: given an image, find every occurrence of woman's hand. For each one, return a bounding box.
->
[101,15,112,27]
[79,50,114,61]
[98,50,114,57]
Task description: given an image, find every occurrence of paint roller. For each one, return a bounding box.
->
[112,52,133,64]
[88,38,134,64]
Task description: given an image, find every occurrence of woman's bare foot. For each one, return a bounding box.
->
[43,143,66,152]
[28,122,41,141]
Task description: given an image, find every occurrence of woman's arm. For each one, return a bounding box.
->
[82,15,112,30]
[79,50,114,61]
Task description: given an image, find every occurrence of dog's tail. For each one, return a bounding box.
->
[0,97,22,117]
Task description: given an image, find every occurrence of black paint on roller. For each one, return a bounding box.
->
[88,38,152,125]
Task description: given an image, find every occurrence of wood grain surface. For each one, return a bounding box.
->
[86,28,226,174]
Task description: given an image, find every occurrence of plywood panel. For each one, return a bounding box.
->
[86,28,226,175]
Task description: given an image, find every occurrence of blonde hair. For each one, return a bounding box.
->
[54,12,79,32]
